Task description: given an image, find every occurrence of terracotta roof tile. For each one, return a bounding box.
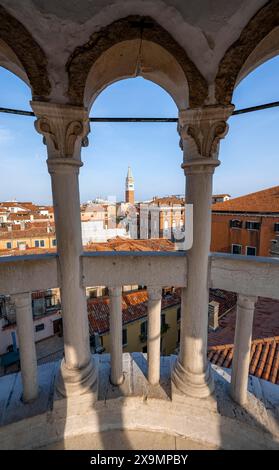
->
[208,336,279,384]
[86,237,175,252]
[212,185,279,213]
[87,289,181,335]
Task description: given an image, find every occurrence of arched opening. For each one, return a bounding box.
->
[0,67,52,206]
[0,39,29,87]
[81,77,183,205]
[0,5,50,100]
[212,56,279,261]
[216,55,279,199]
[66,15,208,108]
[84,40,189,111]
[235,26,279,88]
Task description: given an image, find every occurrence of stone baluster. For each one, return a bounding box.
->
[109,286,124,385]
[172,105,234,398]
[12,292,38,403]
[147,286,162,385]
[230,294,257,405]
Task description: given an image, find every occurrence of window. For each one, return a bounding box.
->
[52,239,57,247]
[246,246,256,256]
[140,321,148,337]
[40,240,45,247]
[232,244,242,255]
[45,295,58,309]
[6,242,12,249]
[274,223,279,233]
[245,221,260,230]
[32,298,45,317]
[230,219,242,229]
[35,323,45,332]
[35,240,39,248]
[122,328,128,346]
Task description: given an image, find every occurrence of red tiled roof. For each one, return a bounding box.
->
[208,336,279,384]
[151,196,185,206]
[209,289,236,316]
[87,289,181,335]
[87,288,235,335]
[8,213,30,220]
[86,237,175,252]
[208,297,279,348]
[0,227,56,240]
[212,185,279,213]
[0,247,57,256]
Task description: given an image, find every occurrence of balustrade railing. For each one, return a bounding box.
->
[0,251,278,404]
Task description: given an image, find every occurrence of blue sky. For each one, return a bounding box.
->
[0,56,279,204]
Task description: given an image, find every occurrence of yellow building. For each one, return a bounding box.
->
[88,289,181,356]
[0,227,56,253]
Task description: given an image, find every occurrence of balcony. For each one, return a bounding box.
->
[0,251,278,450]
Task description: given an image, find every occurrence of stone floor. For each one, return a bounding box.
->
[0,353,278,450]
[39,430,218,450]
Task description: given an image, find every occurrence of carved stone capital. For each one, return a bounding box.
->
[178,105,234,163]
[31,101,90,162]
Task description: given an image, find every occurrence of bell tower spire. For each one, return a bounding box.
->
[125,166,135,204]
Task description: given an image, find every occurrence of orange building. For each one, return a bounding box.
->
[211,186,279,257]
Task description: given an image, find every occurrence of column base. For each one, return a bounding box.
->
[171,358,215,399]
[55,356,98,399]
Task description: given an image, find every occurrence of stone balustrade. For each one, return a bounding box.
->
[0,252,279,405]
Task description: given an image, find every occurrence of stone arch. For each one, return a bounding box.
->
[215,0,279,104]
[66,16,208,110]
[0,5,51,99]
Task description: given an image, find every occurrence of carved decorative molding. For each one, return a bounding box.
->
[0,6,51,99]
[66,15,208,108]
[31,102,90,161]
[216,1,279,104]
[178,105,234,163]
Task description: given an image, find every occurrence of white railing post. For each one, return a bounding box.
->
[172,105,233,398]
[31,101,97,398]
[109,286,124,385]
[230,294,257,405]
[12,292,38,403]
[147,287,162,385]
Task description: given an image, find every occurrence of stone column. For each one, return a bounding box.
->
[230,294,257,405]
[172,105,234,398]
[13,292,38,403]
[147,287,162,385]
[109,287,124,385]
[31,101,97,398]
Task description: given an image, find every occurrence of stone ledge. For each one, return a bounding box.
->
[0,353,278,450]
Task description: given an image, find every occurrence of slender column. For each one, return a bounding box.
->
[172,105,234,398]
[31,101,97,398]
[109,287,124,385]
[12,292,38,403]
[147,287,162,385]
[230,294,257,405]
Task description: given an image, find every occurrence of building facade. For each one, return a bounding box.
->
[211,186,279,257]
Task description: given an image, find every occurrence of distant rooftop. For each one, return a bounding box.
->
[212,186,279,213]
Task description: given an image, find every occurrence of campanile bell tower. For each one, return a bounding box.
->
[125,166,135,204]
